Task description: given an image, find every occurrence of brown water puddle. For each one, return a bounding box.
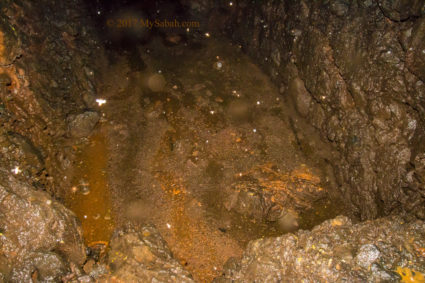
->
[65,131,114,246]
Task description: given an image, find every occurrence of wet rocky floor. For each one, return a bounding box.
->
[65,35,345,282]
[1,0,424,282]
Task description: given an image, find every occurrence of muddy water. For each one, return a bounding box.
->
[65,130,114,246]
[65,36,344,282]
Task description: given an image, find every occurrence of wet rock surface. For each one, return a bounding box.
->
[0,168,86,282]
[0,0,425,282]
[99,224,194,282]
[195,0,425,220]
[225,164,327,230]
[0,0,101,194]
[215,215,425,282]
[91,34,345,281]
[0,0,110,281]
[378,0,425,21]
[67,111,100,139]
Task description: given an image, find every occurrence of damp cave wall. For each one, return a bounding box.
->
[0,0,102,195]
[185,0,425,220]
[1,0,425,222]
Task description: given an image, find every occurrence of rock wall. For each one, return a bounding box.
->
[0,169,86,282]
[0,0,101,195]
[0,0,105,280]
[194,0,425,220]
[99,224,194,282]
[215,214,425,282]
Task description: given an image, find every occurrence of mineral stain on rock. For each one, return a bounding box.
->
[1,0,425,282]
[397,266,425,283]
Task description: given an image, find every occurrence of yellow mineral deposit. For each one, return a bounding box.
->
[396,266,425,283]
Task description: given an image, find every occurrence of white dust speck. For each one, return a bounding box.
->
[12,166,21,175]
[96,98,107,106]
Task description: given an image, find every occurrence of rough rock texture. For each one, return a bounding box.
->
[97,37,342,281]
[1,0,425,282]
[0,169,86,282]
[0,0,104,281]
[0,0,101,194]
[99,224,194,282]
[215,215,425,282]
[192,0,425,220]
[67,111,100,138]
[225,164,326,228]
